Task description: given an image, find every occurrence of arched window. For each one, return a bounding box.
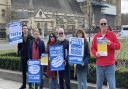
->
[1,9,6,17]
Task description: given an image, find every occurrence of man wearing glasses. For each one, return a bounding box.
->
[91,18,120,89]
[18,25,33,89]
[56,28,71,89]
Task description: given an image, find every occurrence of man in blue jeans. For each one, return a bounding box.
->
[91,18,120,89]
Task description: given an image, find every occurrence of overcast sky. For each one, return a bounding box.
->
[121,0,128,13]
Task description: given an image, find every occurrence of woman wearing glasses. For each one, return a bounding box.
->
[46,33,58,89]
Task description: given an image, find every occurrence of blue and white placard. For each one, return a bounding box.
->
[28,60,41,83]
[69,37,84,64]
[7,21,22,44]
[49,45,64,71]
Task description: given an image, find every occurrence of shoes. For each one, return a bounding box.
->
[19,85,26,89]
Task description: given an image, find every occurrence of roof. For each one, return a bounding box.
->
[11,0,83,14]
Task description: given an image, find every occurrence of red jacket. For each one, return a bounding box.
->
[91,30,120,66]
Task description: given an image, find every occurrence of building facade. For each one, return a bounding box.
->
[11,0,86,36]
[77,0,121,32]
[0,0,11,38]
[0,0,121,38]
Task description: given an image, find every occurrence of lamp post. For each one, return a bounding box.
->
[87,0,92,42]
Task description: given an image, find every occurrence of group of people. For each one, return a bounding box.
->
[18,18,120,89]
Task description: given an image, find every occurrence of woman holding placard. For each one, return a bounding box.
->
[28,29,45,89]
[75,29,90,89]
[46,33,58,89]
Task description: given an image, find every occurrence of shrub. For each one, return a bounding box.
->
[116,67,128,88]
[0,50,128,88]
[0,55,21,71]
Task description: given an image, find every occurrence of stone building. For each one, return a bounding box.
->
[0,0,121,38]
[0,0,11,38]
[11,0,85,36]
[77,0,121,32]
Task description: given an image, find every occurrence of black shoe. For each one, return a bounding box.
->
[19,85,26,89]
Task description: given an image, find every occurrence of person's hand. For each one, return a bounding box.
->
[96,52,101,57]
[81,63,84,66]
[74,64,76,68]
[63,60,66,65]
[107,39,111,45]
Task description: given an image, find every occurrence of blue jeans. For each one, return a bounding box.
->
[76,65,88,89]
[96,64,116,89]
[49,77,58,89]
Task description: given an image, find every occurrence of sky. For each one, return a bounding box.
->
[121,0,128,13]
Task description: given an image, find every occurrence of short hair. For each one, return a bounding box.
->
[22,24,27,27]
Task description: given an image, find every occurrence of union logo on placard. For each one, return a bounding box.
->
[51,56,64,68]
[29,65,40,74]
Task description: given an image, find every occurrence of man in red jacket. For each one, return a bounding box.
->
[91,18,120,89]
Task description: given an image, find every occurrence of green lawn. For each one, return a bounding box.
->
[0,38,128,61]
[116,38,128,60]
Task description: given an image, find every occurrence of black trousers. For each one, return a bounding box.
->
[58,65,71,89]
[21,58,28,88]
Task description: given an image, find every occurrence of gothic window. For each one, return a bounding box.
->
[1,9,6,17]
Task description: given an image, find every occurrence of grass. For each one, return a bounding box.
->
[0,49,16,54]
[0,38,128,61]
[116,38,128,60]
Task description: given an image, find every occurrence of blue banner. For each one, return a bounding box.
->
[49,45,65,71]
[28,60,41,83]
[69,37,84,64]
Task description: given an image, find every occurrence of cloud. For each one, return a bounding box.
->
[121,0,128,13]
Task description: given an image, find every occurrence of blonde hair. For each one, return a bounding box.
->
[32,29,40,34]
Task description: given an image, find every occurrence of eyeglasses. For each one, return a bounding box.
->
[58,32,64,35]
[100,23,107,26]
[50,36,55,38]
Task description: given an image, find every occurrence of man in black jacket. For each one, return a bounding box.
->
[56,28,71,89]
[18,25,33,89]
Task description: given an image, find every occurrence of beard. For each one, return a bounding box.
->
[58,36,65,41]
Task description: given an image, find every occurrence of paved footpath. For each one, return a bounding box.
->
[0,78,48,89]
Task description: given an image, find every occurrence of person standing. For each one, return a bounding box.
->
[28,29,45,89]
[46,33,58,89]
[56,28,71,89]
[91,18,120,89]
[18,25,33,89]
[75,29,90,89]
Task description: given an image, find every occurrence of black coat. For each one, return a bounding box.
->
[18,35,33,60]
[76,40,90,70]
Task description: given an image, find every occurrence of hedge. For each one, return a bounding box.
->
[0,55,21,71]
[0,52,128,88]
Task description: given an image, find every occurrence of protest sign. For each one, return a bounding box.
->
[49,45,64,71]
[69,37,84,64]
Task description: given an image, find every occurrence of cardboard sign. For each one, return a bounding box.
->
[49,45,64,71]
[28,60,41,83]
[41,53,48,65]
[69,37,84,64]
[97,37,108,56]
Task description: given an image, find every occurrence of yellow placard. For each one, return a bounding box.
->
[97,38,108,56]
[41,54,48,65]
[97,43,107,52]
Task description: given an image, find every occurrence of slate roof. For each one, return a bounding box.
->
[12,0,83,14]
